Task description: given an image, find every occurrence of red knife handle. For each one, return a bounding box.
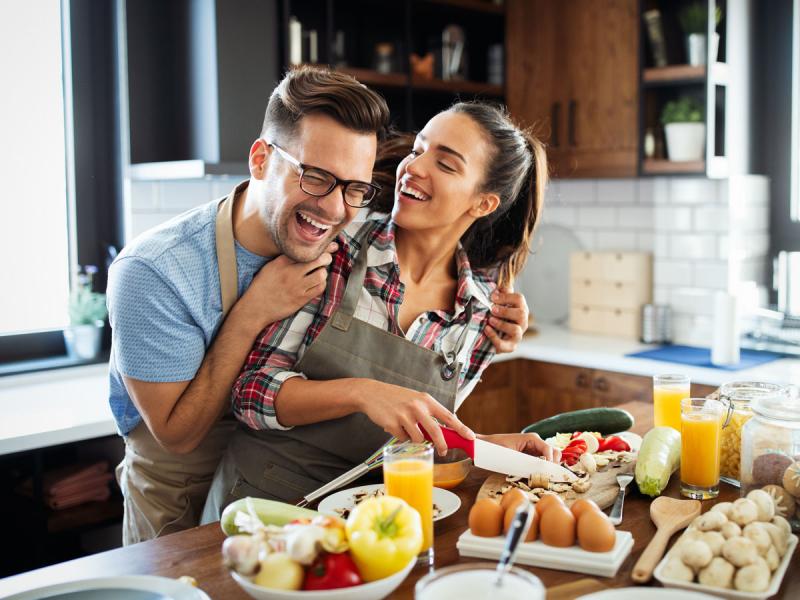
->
[421,424,476,459]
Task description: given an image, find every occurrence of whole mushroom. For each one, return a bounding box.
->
[742,522,773,555]
[680,540,713,570]
[746,489,776,522]
[722,536,759,567]
[730,498,759,527]
[694,511,727,531]
[661,557,695,582]
[710,502,734,518]
[720,521,742,540]
[734,557,771,592]
[700,531,726,557]
[697,556,735,589]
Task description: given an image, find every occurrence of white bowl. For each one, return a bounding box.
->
[230,557,415,600]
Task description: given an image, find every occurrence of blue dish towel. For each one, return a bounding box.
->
[626,345,785,371]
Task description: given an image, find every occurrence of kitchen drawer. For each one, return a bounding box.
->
[570,305,640,338]
[570,279,651,310]
[571,251,652,283]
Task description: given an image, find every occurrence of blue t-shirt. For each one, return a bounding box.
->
[107,196,269,435]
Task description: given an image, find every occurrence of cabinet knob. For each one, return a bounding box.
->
[551,102,561,148]
[576,373,590,388]
[568,99,577,147]
[594,377,610,393]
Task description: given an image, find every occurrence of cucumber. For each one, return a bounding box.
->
[521,407,634,439]
[220,497,319,536]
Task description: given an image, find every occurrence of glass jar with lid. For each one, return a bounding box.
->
[740,384,800,532]
[718,382,785,486]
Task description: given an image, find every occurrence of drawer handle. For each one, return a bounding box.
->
[584,279,591,286]
[614,309,622,316]
[615,282,623,289]
[594,377,610,393]
[576,373,590,389]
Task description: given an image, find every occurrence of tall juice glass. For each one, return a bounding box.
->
[384,443,434,562]
[680,397,724,499]
[653,374,691,430]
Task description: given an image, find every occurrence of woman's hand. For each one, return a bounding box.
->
[353,379,475,456]
[477,432,561,463]
[486,288,529,354]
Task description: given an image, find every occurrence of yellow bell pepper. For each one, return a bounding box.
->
[345,496,422,581]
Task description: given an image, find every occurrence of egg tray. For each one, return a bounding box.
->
[456,529,634,578]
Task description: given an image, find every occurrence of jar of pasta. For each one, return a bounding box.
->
[719,382,785,486]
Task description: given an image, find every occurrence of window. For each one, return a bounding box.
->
[0,0,72,335]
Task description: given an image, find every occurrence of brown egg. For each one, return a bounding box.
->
[570,498,602,521]
[503,501,540,543]
[577,509,617,552]
[536,494,565,517]
[468,498,504,537]
[500,488,528,512]
[539,502,576,547]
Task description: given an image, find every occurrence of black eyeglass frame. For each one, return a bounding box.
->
[267,142,381,208]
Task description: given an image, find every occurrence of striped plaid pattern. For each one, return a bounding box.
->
[232,216,498,430]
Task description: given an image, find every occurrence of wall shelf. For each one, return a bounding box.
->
[410,76,503,96]
[337,67,409,88]
[421,0,505,15]
[643,64,706,85]
[642,158,706,175]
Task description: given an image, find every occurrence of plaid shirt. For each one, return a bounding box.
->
[232,216,498,430]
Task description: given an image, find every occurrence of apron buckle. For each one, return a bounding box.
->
[440,362,456,381]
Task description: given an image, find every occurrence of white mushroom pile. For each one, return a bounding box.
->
[661,491,794,593]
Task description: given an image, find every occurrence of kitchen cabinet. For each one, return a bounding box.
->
[507,0,639,178]
[460,359,718,433]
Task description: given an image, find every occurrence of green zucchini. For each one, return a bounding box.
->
[521,407,634,439]
[220,497,319,536]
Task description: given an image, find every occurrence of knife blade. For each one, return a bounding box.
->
[426,425,577,481]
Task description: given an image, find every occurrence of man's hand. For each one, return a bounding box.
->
[485,287,528,354]
[477,432,561,463]
[352,379,475,457]
[236,242,338,329]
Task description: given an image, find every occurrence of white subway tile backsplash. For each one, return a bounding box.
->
[577,206,616,228]
[637,178,655,204]
[595,231,638,250]
[211,177,241,199]
[693,206,730,232]
[654,233,669,257]
[596,179,638,205]
[669,178,721,204]
[636,232,655,252]
[617,206,653,229]
[159,180,217,212]
[545,180,563,205]
[543,206,578,227]
[573,229,597,250]
[693,261,730,290]
[655,260,693,287]
[718,235,729,260]
[651,178,672,204]
[653,286,670,304]
[670,287,715,316]
[558,180,597,205]
[654,206,693,231]
[668,234,717,260]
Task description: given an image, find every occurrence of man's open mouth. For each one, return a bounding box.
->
[294,210,333,239]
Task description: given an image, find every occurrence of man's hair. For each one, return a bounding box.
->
[261,65,390,143]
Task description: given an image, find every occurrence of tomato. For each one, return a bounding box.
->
[303,552,363,590]
[597,435,630,452]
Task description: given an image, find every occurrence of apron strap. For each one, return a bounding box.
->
[331,233,370,331]
[215,183,244,318]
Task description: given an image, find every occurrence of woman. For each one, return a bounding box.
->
[203,101,552,518]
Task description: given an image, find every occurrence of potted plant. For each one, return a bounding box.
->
[64,265,107,360]
[679,3,722,66]
[661,97,705,161]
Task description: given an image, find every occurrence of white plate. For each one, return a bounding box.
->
[516,223,583,324]
[317,483,460,522]
[2,575,206,600]
[654,533,798,600]
[579,589,720,599]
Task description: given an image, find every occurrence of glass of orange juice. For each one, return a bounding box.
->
[383,442,434,564]
[653,374,691,430]
[680,397,725,499]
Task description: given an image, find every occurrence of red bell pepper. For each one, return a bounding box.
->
[560,438,588,466]
[597,435,630,453]
[303,552,363,590]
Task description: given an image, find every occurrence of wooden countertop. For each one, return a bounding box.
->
[0,401,797,598]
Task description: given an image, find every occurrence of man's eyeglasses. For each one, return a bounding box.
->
[268,142,380,208]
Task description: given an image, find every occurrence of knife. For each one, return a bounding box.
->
[425,425,578,482]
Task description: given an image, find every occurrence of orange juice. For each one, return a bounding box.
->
[384,458,434,551]
[654,386,689,430]
[681,412,722,488]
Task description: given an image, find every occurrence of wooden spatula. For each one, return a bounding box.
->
[631,496,701,583]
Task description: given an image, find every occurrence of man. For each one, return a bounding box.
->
[109,66,528,544]
[107,66,392,544]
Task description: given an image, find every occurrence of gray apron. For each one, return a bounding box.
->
[205,231,474,513]
[117,182,244,544]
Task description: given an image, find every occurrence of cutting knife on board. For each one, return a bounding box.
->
[424,425,578,482]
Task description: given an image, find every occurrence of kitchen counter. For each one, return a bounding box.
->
[2,325,798,455]
[1,401,796,598]
[496,323,800,388]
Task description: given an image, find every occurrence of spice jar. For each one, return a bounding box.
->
[718,382,781,485]
[740,384,800,532]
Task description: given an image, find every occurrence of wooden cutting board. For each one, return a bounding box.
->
[476,458,636,510]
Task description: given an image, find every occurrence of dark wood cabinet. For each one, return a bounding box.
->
[506,0,639,178]
[458,358,719,434]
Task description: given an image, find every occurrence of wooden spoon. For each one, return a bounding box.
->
[631,496,701,583]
